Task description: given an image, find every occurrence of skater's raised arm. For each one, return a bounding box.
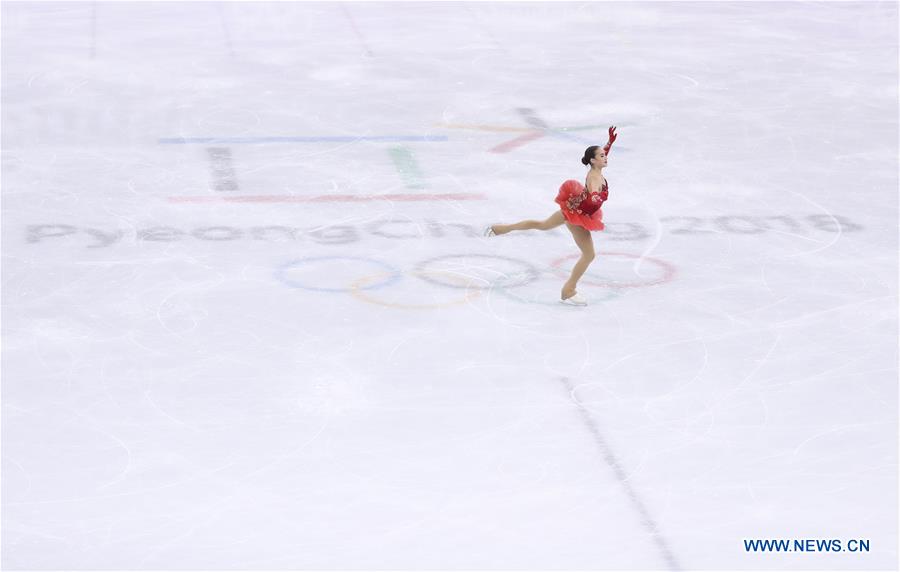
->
[602,125,617,156]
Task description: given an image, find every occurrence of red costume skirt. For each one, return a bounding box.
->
[554,179,605,231]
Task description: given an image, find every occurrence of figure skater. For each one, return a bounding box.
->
[485,126,618,306]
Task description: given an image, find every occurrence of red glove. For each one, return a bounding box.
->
[602,125,617,155]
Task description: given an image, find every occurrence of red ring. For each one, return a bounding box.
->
[550,251,677,288]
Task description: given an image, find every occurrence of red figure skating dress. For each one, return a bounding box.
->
[555,179,608,231]
[555,127,617,231]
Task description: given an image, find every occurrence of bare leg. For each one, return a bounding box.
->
[491,211,565,235]
[561,222,596,300]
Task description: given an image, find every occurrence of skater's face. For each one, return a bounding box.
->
[591,149,607,167]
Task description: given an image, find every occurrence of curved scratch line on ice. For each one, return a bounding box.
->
[143,389,200,430]
[64,408,136,492]
[2,456,32,500]
[631,195,666,278]
[782,188,843,258]
[790,421,891,458]
[707,332,782,413]
[673,74,699,88]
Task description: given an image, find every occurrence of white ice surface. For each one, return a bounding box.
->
[1,1,898,570]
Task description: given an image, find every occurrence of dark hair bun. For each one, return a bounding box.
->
[580,156,591,166]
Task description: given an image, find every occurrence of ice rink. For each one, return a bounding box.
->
[2,1,898,570]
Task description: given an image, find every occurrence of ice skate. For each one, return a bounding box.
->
[560,291,587,306]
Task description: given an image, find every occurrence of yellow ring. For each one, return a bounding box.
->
[350,270,482,310]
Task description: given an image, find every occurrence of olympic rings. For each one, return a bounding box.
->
[412,254,541,290]
[550,251,677,288]
[350,270,482,309]
[275,251,677,308]
[276,256,402,292]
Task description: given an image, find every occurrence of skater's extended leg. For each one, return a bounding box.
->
[561,223,595,300]
[491,211,564,235]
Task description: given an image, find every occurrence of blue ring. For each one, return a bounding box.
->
[276,256,402,292]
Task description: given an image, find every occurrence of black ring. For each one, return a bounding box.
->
[413,253,541,290]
